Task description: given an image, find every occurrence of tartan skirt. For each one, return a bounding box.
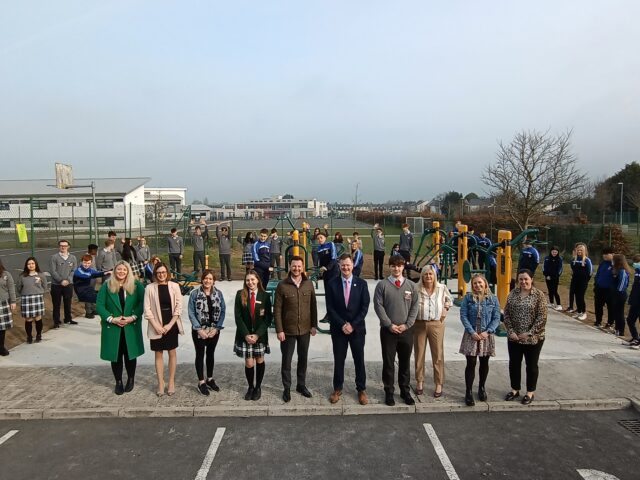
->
[128,261,144,277]
[20,294,45,318]
[0,301,12,330]
[234,341,270,359]
[241,252,254,266]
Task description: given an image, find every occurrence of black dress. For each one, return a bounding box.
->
[150,284,179,351]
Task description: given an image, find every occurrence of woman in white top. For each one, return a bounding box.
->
[413,264,452,397]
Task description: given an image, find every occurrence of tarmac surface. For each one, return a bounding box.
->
[1,279,640,420]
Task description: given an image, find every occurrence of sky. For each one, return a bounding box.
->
[1,1,639,203]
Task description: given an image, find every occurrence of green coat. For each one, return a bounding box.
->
[234,290,272,347]
[96,281,145,362]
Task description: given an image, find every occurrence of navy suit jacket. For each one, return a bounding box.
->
[326,275,370,334]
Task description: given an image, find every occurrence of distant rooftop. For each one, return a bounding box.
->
[0,178,151,197]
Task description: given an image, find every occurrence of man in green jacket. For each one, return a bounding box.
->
[274,256,318,402]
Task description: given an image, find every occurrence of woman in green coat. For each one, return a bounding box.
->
[234,270,272,401]
[96,260,145,395]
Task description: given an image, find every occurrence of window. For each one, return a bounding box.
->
[96,199,115,209]
[97,218,116,227]
[0,220,10,228]
[0,202,9,211]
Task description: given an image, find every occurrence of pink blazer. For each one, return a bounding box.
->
[144,281,184,339]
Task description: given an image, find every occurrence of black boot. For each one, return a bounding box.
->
[0,330,8,356]
[35,320,43,342]
[478,385,487,401]
[465,390,475,406]
[25,321,33,344]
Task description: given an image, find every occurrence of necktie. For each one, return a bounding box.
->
[344,279,351,307]
[250,291,256,320]
[395,279,401,287]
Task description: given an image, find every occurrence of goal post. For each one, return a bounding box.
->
[55,163,74,189]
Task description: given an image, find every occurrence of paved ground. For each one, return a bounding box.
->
[1,280,640,419]
[1,410,638,479]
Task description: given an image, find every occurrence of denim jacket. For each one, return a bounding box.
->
[459,293,501,334]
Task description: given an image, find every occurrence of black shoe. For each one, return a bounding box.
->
[86,314,95,319]
[465,391,475,406]
[115,381,125,395]
[64,320,78,325]
[124,378,135,393]
[504,391,520,401]
[522,394,534,405]
[385,392,396,406]
[0,347,9,356]
[283,388,291,402]
[478,386,487,401]
[53,323,61,329]
[227,278,232,282]
[251,387,262,401]
[206,379,220,392]
[198,383,210,396]
[27,337,33,344]
[296,385,312,398]
[400,391,415,406]
[244,387,254,401]
[35,334,42,343]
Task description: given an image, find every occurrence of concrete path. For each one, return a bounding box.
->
[1,280,639,419]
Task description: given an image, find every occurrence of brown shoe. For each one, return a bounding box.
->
[329,389,342,404]
[358,390,369,405]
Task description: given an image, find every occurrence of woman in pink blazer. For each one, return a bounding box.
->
[144,263,184,396]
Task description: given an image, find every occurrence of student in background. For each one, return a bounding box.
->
[624,254,640,348]
[167,228,184,274]
[567,243,592,321]
[351,240,364,278]
[269,228,284,280]
[371,224,385,281]
[16,257,48,344]
[252,229,272,289]
[543,246,563,311]
[610,254,630,337]
[215,223,233,281]
[74,254,110,319]
[594,246,614,328]
[399,223,413,265]
[518,239,540,274]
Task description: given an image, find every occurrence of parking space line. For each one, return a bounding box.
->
[423,424,460,480]
[0,430,19,446]
[195,427,226,480]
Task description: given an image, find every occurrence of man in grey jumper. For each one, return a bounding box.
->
[50,239,78,328]
[399,223,413,265]
[191,224,205,274]
[269,228,284,280]
[374,254,419,406]
[167,228,184,273]
[96,239,119,272]
[215,223,232,281]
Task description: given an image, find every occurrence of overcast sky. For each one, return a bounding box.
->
[1,1,639,203]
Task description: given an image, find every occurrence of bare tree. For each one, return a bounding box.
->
[482,129,588,231]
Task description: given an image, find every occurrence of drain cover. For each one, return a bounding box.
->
[618,420,640,436]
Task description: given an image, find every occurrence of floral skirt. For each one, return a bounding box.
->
[459,331,495,357]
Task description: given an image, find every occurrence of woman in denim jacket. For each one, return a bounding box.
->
[459,274,501,406]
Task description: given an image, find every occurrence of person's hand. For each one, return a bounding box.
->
[198,329,209,340]
[374,223,380,228]
[389,324,401,334]
[61,280,69,287]
[10,303,16,312]
[180,255,183,259]
[342,323,352,335]
[320,266,327,273]
[480,331,489,340]
[509,332,519,341]
[517,333,530,341]
[310,327,317,336]
[472,332,482,341]
[208,328,218,338]
[154,323,165,335]
[546,276,551,281]
[277,332,286,342]
[269,267,274,272]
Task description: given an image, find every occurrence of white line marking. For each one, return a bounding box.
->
[0,430,18,446]
[423,423,460,480]
[577,469,620,479]
[195,427,226,480]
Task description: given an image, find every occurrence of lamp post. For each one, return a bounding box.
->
[619,182,624,226]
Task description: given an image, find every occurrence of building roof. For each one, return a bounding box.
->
[0,178,151,198]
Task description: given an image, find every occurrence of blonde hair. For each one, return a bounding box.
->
[470,273,491,303]
[573,243,589,266]
[420,264,441,289]
[107,260,136,295]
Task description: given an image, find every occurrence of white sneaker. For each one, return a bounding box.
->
[548,303,555,308]
[572,313,580,318]
[555,305,563,311]
[578,313,587,320]
[567,308,575,313]
[630,344,640,350]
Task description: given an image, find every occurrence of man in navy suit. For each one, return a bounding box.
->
[326,254,371,405]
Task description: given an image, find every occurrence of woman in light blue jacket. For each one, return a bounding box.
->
[188,269,226,396]
[459,274,501,406]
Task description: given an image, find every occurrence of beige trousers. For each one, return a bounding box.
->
[413,320,445,386]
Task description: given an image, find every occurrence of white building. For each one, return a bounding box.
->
[0,177,150,232]
[235,195,328,219]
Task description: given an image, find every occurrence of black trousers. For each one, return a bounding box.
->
[192,330,220,381]
[380,326,413,393]
[331,330,366,391]
[507,340,544,392]
[51,284,73,325]
[594,286,613,325]
[219,254,231,280]
[571,276,589,313]
[255,267,270,291]
[280,333,310,389]
[373,251,385,279]
[627,303,640,340]
[545,276,560,305]
[111,329,136,382]
[611,292,627,334]
[169,253,182,273]
[193,251,205,273]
